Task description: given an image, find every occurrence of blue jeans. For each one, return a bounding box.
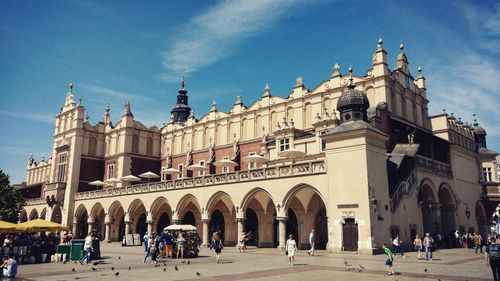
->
[393,245,404,256]
[144,248,151,262]
[81,248,91,263]
[425,245,433,260]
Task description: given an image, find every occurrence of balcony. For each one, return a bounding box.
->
[25,198,46,206]
[74,160,327,200]
[415,155,452,176]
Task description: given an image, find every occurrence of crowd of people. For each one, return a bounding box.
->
[0,232,63,264]
[142,229,201,265]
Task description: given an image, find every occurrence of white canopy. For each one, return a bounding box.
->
[121,175,141,182]
[164,224,197,231]
[139,171,160,179]
[186,164,206,171]
[214,159,238,167]
[277,148,306,159]
[161,167,181,175]
[243,154,269,163]
[88,180,105,186]
[105,178,121,183]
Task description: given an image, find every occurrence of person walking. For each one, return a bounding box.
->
[2,254,18,278]
[424,233,434,261]
[382,243,395,275]
[238,231,251,253]
[80,233,93,264]
[165,231,174,258]
[143,234,152,263]
[392,235,405,257]
[286,234,298,266]
[308,229,315,256]
[486,236,500,281]
[211,233,224,263]
[143,233,149,252]
[475,233,483,254]
[413,234,423,260]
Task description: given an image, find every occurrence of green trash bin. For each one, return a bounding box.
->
[71,239,85,261]
[57,245,71,260]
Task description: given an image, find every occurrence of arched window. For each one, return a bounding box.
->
[303,103,312,129]
[241,118,248,140]
[323,98,331,114]
[146,137,153,156]
[204,127,210,148]
[132,134,139,153]
[88,137,97,156]
[270,111,277,133]
[255,115,262,138]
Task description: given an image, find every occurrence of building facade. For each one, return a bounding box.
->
[19,38,495,254]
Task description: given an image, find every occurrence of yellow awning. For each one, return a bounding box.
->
[17,219,70,232]
[0,220,26,233]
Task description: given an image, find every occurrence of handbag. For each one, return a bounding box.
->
[285,250,288,255]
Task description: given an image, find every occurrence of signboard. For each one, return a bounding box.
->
[125,234,134,246]
[133,234,142,246]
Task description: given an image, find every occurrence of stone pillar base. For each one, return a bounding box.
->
[277,245,285,251]
[201,243,210,248]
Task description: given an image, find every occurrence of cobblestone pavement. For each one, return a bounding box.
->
[13,243,492,281]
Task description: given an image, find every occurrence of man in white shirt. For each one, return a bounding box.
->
[308,229,315,256]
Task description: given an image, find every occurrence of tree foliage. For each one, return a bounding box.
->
[0,170,25,223]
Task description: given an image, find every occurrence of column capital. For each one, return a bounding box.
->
[172,219,180,225]
[125,220,133,224]
[276,216,288,221]
[236,217,246,222]
[202,218,211,224]
[104,221,112,225]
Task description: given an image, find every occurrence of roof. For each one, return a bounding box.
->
[322,120,386,137]
[336,88,369,111]
[478,147,499,156]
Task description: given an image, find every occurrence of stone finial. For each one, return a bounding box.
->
[123,100,133,117]
[263,83,271,97]
[188,109,195,119]
[417,65,422,74]
[69,81,74,92]
[332,62,341,77]
[104,103,110,116]
[348,65,355,89]
[234,95,243,106]
[473,113,478,126]
[399,41,405,52]
[294,76,303,88]
[211,100,217,111]
[85,111,90,122]
[377,36,383,48]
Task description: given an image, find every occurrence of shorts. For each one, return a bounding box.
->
[287,249,295,257]
[415,246,421,253]
[385,259,393,266]
[215,248,222,254]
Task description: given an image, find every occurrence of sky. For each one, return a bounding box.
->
[1,0,499,184]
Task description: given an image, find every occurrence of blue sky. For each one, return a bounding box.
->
[1,0,499,184]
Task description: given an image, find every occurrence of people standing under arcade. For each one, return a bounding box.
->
[165,231,174,258]
[286,234,298,266]
[308,229,315,256]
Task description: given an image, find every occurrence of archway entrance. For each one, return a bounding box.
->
[286,209,299,244]
[108,202,125,242]
[342,218,358,251]
[209,210,225,242]
[157,212,170,233]
[419,182,439,234]
[245,208,259,246]
[477,203,488,238]
[51,205,62,224]
[77,211,89,239]
[182,211,196,226]
[439,186,456,237]
[136,214,147,238]
[315,207,328,249]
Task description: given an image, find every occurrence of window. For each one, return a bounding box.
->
[132,134,139,153]
[56,152,67,182]
[279,138,290,152]
[146,137,153,156]
[199,161,205,176]
[107,164,115,180]
[222,157,229,173]
[248,152,256,170]
[483,167,492,182]
[178,164,184,179]
[88,137,97,156]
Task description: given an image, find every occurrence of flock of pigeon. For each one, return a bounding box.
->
[68,256,201,278]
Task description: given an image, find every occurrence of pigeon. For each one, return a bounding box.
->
[115,271,119,276]
[92,261,99,266]
[128,266,131,270]
[92,267,97,271]
[111,267,115,271]
[196,272,200,276]
[344,261,348,266]
[187,260,190,265]
[74,261,77,264]
[424,268,427,272]
[163,268,167,272]
[118,256,121,260]
[359,264,365,270]
[175,265,179,271]
[181,260,186,263]
[63,260,67,264]
[163,262,167,266]
[72,268,76,272]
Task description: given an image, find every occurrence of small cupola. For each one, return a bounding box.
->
[336,66,370,123]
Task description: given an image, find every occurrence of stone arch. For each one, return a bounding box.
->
[476,201,488,238]
[108,201,125,241]
[418,178,439,234]
[40,208,47,220]
[19,209,28,222]
[29,209,39,220]
[206,191,236,245]
[90,202,105,220]
[176,194,202,230]
[240,188,277,247]
[150,196,172,233]
[438,183,456,236]
[50,205,62,224]
[270,111,277,133]
[128,199,147,237]
[74,204,89,238]
[89,203,105,239]
[282,183,328,249]
[322,97,331,114]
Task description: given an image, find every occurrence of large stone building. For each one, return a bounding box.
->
[19,38,497,254]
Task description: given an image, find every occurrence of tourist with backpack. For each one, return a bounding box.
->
[486,236,500,281]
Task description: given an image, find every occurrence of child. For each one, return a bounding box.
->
[383,243,395,275]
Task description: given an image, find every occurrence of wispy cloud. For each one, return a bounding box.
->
[161,0,310,82]
[456,1,500,53]
[70,0,114,17]
[0,109,53,124]
[81,84,153,103]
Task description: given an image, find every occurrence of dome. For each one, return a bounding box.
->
[472,125,486,135]
[336,87,370,111]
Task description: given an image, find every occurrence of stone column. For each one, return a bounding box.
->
[277,217,287,250]
[147,221,154,236]
[202,219,210,247]
[104,222,112,243]
[237,218,245,238]
[125,221,132,235]
[72,219,78,235]
[172,219,180,225]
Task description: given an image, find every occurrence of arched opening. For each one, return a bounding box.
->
[439,185,456,238]
[419,181,439,235]
[108,201,125,241]
[77,211,89,239]
[476,202,488,238]
[209,210,225,242]
[128,199,147,238]
[157,212,170,233]
[146,137,153,156]
[315,207,328,249]
[245,208,259,246]
[50,205,62,224]
[182,211,196,226]
[136,214,147,238]
[286,209,299,245]
[40,208,46,220]
[29,209,39,220]
[19,210,27,223]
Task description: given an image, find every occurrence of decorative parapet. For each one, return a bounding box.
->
[75,160,326,201]
[415,155,452,176]
[25,198,46,206]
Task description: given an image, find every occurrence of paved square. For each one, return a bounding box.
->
[13,243,493,281]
